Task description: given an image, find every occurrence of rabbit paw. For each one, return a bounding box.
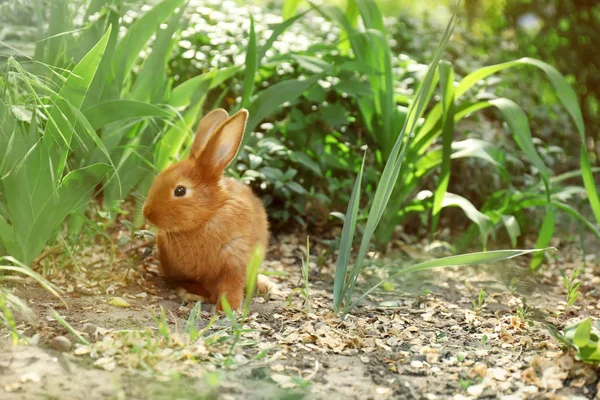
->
[176,286,209,302]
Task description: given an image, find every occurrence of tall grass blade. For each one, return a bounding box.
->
[354,0,385,33]
[333,152,366,311]
[431,61,455,235]
[333,3,460,315]
[110,0,185,89]
[530,206,555,270]
[84,100,174,130]
[282,0,303,20]
[45,26,112,177]
[488,98,554,267]
[552,201,600,242]
[347,248,553,311]
[0,256,63,302]
[243,245,265,317]
[131,6,185,103]
[169,67,238,108]
[241,16,257,110]
[24,163,111,263]
[257,11,308,63]
[50,309,89,345]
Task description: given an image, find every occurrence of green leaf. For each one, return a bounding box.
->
[552,201,600,243]
[579,149,600,227]
[169,67,238,108]
[155,105,202,171]
[245,71,327,140]
[530,205,555,271]
[334,80,373,97]
[83,100,174,130]
[489,98,550,185]
[501,215,521,248]
[81,3,121,109]
[573,318,592,349]
[282,0,303,19]
[320,102,349,128]
[131,6,185,103]
[456,57,600,227]
[0,216,17,258]
[45,26,112,177]
[286,182,307,194]
[488,97,555,267]
[58,27,112,109]
[290,152,321,176]
[241,15,257,110]
[291,54,331,73]
[26,163,111,264]
[338,0,359,55]
[110,0,185,88]
[441,192,493,248]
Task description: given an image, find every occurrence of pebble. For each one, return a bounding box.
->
[489,367,508,381]
[410,360,423,368]
[468,362,488,379]
[467,384,483,396]
[50,336,72,352]
[82,323,97,335]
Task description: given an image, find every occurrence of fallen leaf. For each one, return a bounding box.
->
[108,297,131,308]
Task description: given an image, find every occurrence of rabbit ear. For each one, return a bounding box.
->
[198,109,248,175]
[189,108,229,159]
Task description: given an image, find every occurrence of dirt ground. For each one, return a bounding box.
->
[1,230,600,400]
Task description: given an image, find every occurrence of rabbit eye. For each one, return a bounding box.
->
[174,186,186,197]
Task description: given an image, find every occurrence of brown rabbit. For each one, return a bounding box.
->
[143,108,271,311]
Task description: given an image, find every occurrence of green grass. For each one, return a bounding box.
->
[314,0,599,274]
[0,0,317,266]
[0,256,62,343]
[330,1,566,316]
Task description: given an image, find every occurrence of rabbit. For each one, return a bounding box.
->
[143,108,275,311]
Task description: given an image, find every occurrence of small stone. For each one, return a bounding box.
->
[489,367,508,381]
[468,362,488,379]
[270,364,285,372]
[50,336,72,352]
[410,360,423,368]
[19,372,40,383]
[82,323,97,335]
[3,382,21,392]
[521,385,538,395]
[467,384,483,396]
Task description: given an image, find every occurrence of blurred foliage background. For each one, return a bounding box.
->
[0,0,598,266]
